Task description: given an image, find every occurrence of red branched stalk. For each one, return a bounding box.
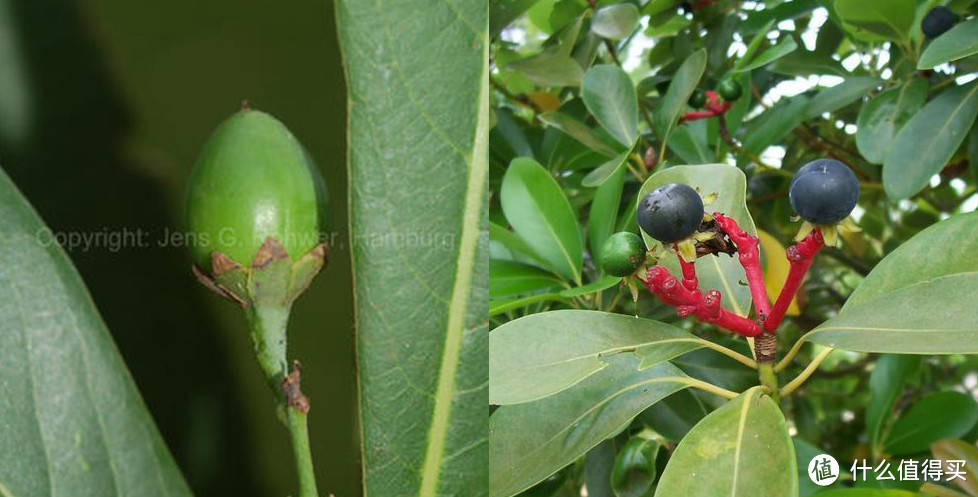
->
[680,92,732,122]
[681,110,720,121]
[763,228,825,332]
[712,214,771,320]
[645,266,762,337]
[676,247,699,291]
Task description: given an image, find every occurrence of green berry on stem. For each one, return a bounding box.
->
[717,80,742,101]
[688,88,707,108]
[601,232,647,277]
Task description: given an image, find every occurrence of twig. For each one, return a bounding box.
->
[764,228,824,332]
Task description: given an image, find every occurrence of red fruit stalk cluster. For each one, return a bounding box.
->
[642,214,825,337]
[681,90,731,122]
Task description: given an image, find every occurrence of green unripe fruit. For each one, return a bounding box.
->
[717,80,742,101]
[600,232,647,277]
[688,88,706,108]
[185,108,330,272]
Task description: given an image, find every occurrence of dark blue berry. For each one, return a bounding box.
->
[922,6,957,38]
[789,159,859,225]
[637,183,704,243]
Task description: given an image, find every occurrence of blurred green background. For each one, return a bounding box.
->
[0,0,357,496]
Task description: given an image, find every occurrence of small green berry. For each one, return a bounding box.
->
[688,88,707,108]
[185,108,330,273]
[600,232,647,277]
[717,80,742,101]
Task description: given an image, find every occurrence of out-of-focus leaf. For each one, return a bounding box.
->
[793,439,826,497]
[759,230,799,316]
[918,17,978,69]
[611,437,660,497]
[805,212,978,353]
[645,13,691,38]
[585,440,618,497]
[834,0,915,42]
[540,112,621,157]
[588,160,627,264]
[770,51,850,77]
[931,439,978,496]
[732,19,775,72]
[489,221,555,272]
[866,355,921,455]
[592,4,640,40]
[501,158,583,284]
[0,168,194,497]
[490,355,688,497]
[804,76,883,119]
[885,391,978,455]
[490,259,564,297]
[490,0,543,35]
[582,65,639,148]
[507,51,585,87]
[734,36,798,72]
[811,490,921,497]
[490,293,568,316]
[655,49,707,158]
[668,124,715,164]
[583,151,630,187]
[743,96,810,153]
[336,2,488,495]
[638,389,711,442]
[654,388,797,497]
[883,80,978,199]
[489,310,705,405]
[856,78,928,164]
[638,164,756,314]
[559,276,620,298]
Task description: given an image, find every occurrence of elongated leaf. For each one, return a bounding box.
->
[489,310,705,405]
[654,387,797,497]
[611,437,660,497]
[490,293,568,316]
[835,0,914,42]
[866,355,920,456]
[501,158,583,283]
[638,164,756,315]
[743,95,810,153]
[588,160,627,264]
[668,124,715,164]
[591,4,640,40]
[656,50,707,152]
[540,112,620,157]
[883,81,978,199]
[734,37,798,72]
[336,2,488,496]
[638,389,711,442]
[804,76,883,119]
[930,439,978,497]
[918,17,978,69]
[490,355,688,497]
[770,51,850,77]
[803,212,978,352]
[490,259,564,297]
[0,168,193,497]
[856,78,928,164]
[732,19,775,73]
[507,51,585,87]
[582,65,639,148]
[585,440,618,497]
[812,490,921,497]
[885,391,978,455]
[583,151,630,187]
[489,221,555,271]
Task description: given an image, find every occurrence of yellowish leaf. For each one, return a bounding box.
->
[528,92,561,113]
[758,229,800,316]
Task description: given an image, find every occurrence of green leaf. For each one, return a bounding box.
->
[856,78,928,164]
[588,161,628,264]
[668,122,715,164]
[585,440,618,497]
[490,355,688,497]
[883,81,978,199]
[866,355,921,455]
[918,17,978,69]
[742,96,810,153]
[803,212,978,354]
[811,490,922,497]
[490,221,556,272]
[645,13,691,38]
[834,0,915,42]
[582,65,640,148]
[770,51,850,77]
[611,437,660,497]
[559,276,620,298]
[930,439,978,497]
[490,293,569,316]
[655,49,707,157]
[501,158,584,283]
[336,1,488,495]
[638,164,756,315]
[654,387,797,497]
[591,4,640,40]
[540,112,621,157]
[732,19,775,73]
[804,76,883,119]
[489,310,705,405]
[885,391,978,455]
[583,150,630,187]
[490,259,564,297]
[734,36,798,72]
[638,390,711,442]
[507,51,585,87]
[0,168,193,497]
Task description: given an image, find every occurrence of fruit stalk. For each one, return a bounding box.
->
[644,266,761,337]
[764,228,825,332]
[712,213,771,319]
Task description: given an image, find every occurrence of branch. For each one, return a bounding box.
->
[644,266,762,337]
[763,228,825,332]
[712,213,771,320]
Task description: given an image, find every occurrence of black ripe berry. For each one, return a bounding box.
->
[718,80,743,101]
[789,159,859,225]
[637,183,704,243]
[689,88,706,108]
[922,6,957,38]
[600,232,647,277]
